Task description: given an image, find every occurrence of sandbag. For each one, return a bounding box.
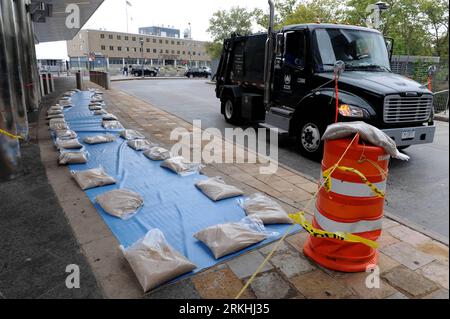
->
[55,129,77,140]
[56,138,83,150]
[322,121,410,160]
[59,99,72,107]
[71,167,116,190]
[83,134,117,145]
[121,229,196,292]
[49,105,63,111]
[144,146,172,161]
[238,193,293,224]
[193,216,271,259]
[49,122,69,131]
[127,139,155,151]
[93,109,107,115]
[58,151,88,165]
[47,109,63,116]
[160,156,203,175]
[46,114,65,120]
[102,113,118,121]
[48,118,66,125]
[96,189,144,220]
[102,120,124,130]
[89,104,103,111]
[195,176,244,201]
[120,129,145,140]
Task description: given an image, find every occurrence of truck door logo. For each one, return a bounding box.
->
[284,74,291,85]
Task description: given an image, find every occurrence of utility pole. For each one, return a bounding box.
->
[140,39,144,79]
[188,22,192,68]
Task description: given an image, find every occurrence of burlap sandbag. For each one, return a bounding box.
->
[102,113,118,121]
[56,138,83,150]
[47,109,63,116]
[49,122,69,131]
[89,104,103,111]
[143,146,172,161]
[96,189,144,220]
[49,118,66,125]
[83,134,117,145]
[102,120,124,130]
[46,114,65,120]
[193,216,269,259]
[71,167,116,190]
[58,151,88,165]
[127,139,155,151]
[120,129,145,140]
[121,229,196,292]
[238,193,293,224]
[55,129,77,140]
[160,156,202,175]
[49,105,63,111]
[195,176,244,201]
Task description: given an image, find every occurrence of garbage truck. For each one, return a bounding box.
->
[215,0,436,160]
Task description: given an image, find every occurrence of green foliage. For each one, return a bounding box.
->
[205,42,223,60]
[206,0,449,58]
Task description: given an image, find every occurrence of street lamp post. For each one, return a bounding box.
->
[140,39,144,79]
[188,22,192,68]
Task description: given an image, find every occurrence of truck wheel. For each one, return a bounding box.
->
[222,97,241,125]
[296,119,325,161]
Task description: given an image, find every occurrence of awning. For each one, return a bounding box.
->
[31,0,104,43]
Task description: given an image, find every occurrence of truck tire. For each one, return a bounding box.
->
[222,97,241,125]
[296,118,326,161]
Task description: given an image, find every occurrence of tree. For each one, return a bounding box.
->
[206,6,255,59]
[419,0,449,56]
[283,0,346,25]
[254,0,299,30]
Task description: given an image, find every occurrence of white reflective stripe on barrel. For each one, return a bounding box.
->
[320,176,386,197]
[314,207,382,234]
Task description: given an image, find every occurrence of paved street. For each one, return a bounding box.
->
[113,79,449,239]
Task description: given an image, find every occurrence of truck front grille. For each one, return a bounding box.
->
[383,94,433,123]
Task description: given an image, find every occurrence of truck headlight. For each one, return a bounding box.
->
[338,104,367,118]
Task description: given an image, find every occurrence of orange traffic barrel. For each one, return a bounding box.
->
[303,134,389,272]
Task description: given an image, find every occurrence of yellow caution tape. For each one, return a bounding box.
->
[323,165,385,198]
[289,211,379,249]
[0,128,23,140]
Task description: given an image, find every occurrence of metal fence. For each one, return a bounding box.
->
[434,90,449,114]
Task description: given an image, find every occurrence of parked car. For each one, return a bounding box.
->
[185,68,211,78]
[132,67,159,77]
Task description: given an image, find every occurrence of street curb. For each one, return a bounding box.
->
[434,114,449,122]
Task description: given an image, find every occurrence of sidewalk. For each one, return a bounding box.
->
[39,80,449,299]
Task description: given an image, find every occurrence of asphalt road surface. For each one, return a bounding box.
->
[113,79,449,239]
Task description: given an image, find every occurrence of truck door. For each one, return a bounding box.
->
[273,30,308,107]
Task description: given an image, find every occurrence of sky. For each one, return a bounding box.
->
[35,0,270,60]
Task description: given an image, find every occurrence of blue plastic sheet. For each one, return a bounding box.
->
[64,91,301,277]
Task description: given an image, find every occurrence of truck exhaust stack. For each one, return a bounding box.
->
[263,0,275,109]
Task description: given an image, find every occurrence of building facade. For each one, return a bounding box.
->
[67,29,211,72]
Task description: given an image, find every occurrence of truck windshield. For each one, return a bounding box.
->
[312,28,391,72]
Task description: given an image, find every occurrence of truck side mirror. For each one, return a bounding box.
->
[384,37,394,62]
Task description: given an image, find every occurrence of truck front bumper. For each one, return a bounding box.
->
[382,125,436,147]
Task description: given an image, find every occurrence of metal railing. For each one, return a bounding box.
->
[89,71,110,89]
[434,90,449,114]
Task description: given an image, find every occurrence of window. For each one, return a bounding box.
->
[159,49,163,53]
[100,34,105,39]
[182,51,185,55]
[284,31,305,68]
[125,36,129,41]
[118,46,122,51]
[139,37,143,41]
[109,46,114,51]
[132,36,136,41]
[146,38,149,42]
[153,49,157,53]
[147,48,150,53]
[177,41,180,45]
[117,35,121,40]
[101,45,106,50]
[165,40,168,44]
[171,50,175,54]
[140,48,143,52]
[109,34,113,39]
[193,52,196,55]
[153,39,156,43]
[134,48,137,52]
[165,50,169,54]
[177,50,180,54]
[127,47,130,52]
[171,40,174,45]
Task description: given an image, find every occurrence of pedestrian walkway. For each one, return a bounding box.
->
[37,78,449,299]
